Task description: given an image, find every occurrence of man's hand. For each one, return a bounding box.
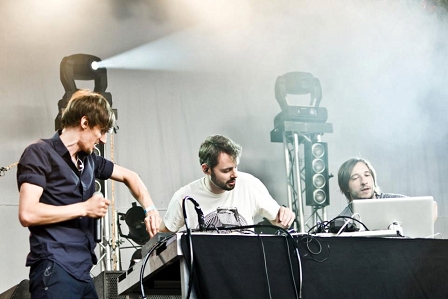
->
[433,200,438,223]
[85,192,111,218]
[144,209,162,238]
[275,206,295,228]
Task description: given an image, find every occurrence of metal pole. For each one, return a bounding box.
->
[103,141,112,271]
[113,210,122,270]
[293,133,305,233]
[282,133,295,229]
[103,194,112,271]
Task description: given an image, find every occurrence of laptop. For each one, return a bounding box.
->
[351,196,435,238]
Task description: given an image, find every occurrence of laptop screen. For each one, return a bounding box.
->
[351,196,434,238]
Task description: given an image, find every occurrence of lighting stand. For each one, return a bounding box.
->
[91,144,122,275]
[95,138,124,274]
[271,119,333,232]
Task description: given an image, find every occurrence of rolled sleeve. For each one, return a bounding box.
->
[17,143,51,190]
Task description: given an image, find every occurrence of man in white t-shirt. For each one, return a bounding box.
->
[159,135,295,232]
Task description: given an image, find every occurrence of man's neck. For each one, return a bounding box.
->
[350,193,377,202]
[204,176,225,194]
[59,128,81,160]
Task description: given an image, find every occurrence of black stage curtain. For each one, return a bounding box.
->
[181,234,301,299]
[181,234,448,299]
[298,236,448,299]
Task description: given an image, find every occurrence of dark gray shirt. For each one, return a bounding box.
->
[17,131,114,281]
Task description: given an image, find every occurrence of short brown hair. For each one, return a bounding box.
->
[199,135,242,169]
[61,89,115,132]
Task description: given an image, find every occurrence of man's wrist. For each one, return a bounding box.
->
[144,205,157,215]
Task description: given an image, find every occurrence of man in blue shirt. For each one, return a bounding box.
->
[17,90,161,299]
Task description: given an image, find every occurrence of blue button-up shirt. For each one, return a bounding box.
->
[17,130,114,281]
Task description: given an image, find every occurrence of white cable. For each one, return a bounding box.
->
[336,218,351,235]
[336,213,362,235]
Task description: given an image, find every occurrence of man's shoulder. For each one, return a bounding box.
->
[377,192,407,198]
[26,138,51,148]
[237,172,268,188]
[237,171,258,181]
[21,138,54,157]
[175,177,204,193]
[24,132,62,152]
[338,204,354,217]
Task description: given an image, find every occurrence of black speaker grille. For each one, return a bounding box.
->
[0,280,31,299]
[94,271,182,299]
[94,271,126,299]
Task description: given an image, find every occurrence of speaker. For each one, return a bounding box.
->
[0,280,31,299]
[94,271,126,299]
[304,142,330,207]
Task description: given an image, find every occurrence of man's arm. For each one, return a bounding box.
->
[110,164,161,237]
[158,221,173,233]
[19,182,109,227]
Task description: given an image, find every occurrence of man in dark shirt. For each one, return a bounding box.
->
[17,90,162,299]
[337,157,406,217]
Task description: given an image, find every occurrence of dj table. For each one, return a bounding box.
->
[118,233,448,299]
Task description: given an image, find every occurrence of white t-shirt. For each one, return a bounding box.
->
[163,172,281,232]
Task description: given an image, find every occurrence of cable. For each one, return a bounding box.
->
[336,218,353,235]
[0,161,18,177]
[337,213,362,235]
[139,235,172,299]
[282,235,300,299]
[181,196,199,299]
[257,234,273,299]
[299,235,330,263]
[307,216,370,235]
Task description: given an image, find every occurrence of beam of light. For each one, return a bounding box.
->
[93,0,255,73]
[92,0,448,78]
[94,26,242,73]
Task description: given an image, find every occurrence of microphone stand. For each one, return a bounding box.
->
[183,196,206,231]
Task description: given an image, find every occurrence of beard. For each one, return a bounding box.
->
[350,189,375,200]
[210,171,236,191]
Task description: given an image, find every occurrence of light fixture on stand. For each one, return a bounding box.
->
[117,203,150,246]
[270,72,333,233]
[55,53,113,131]
[117,203,150,269]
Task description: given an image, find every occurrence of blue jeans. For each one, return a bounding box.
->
[29,260,99,299]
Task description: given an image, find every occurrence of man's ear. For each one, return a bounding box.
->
[201,164,209,174]
[80,116,89,129]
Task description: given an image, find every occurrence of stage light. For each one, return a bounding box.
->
[90,60,106,71]
[55,53,113,131]
[305,142,330,207]
[60,54,108,93]
[273,72,328,126]
[91,61,99,70]
[117,203,150,245]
